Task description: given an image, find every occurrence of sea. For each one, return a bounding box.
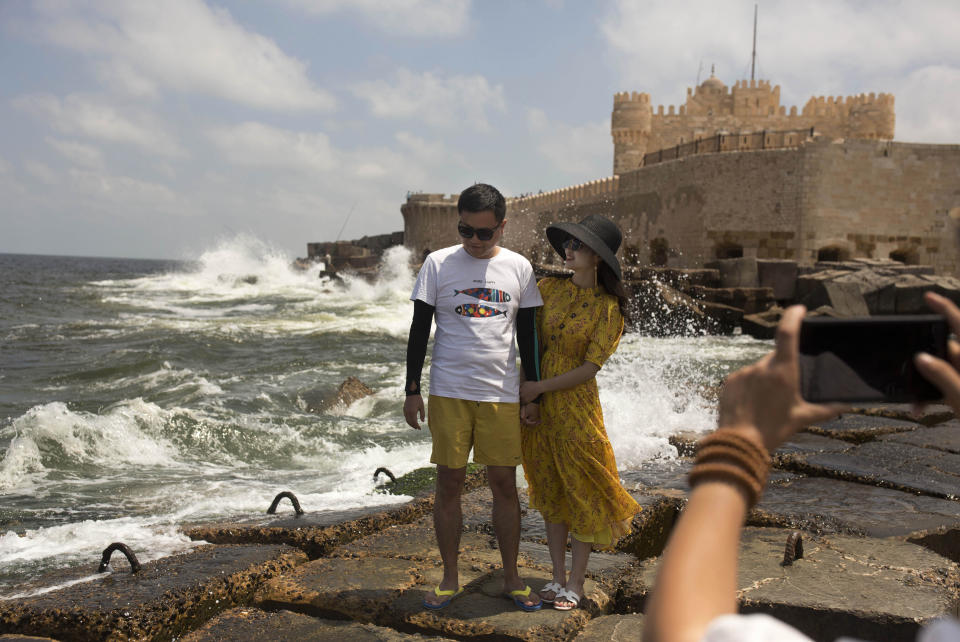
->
[0,236,771,597]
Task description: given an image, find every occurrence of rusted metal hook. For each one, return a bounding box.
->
[98,542,141,574]
[373,467,396,483]
[267,491,304,515]
[781,531,804,566]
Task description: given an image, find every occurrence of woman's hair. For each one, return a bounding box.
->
[598,261,631,321]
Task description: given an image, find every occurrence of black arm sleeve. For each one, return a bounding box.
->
[405,299,435,396]
[517,306,541,389]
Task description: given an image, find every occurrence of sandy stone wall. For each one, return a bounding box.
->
[612,76,895,174]
[402,140,960,276]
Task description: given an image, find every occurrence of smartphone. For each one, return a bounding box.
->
[798,315,949,403]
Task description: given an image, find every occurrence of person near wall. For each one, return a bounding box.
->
[642,292,960,642]
[518,214,641,610]
[403,183,545,611]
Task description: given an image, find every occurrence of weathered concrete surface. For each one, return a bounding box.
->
[879,421,960,454]
[252,515,633,641]
[0,636,58,641]
[784,441,960,499]
[0,545,307,642]
[803,414,920,443]
[774,432,853,458]
[851,404,955,427]
[619,527,960,642]
[752,476,960,540]
[573,613,645,641]
[186,470,488,558]
[181,607,450,641]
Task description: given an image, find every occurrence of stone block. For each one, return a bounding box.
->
[822,280,869,316]
[181,608,447,641]
[741,311,779,339]
[573,613,645,641]
[700,301,741,334]
[834,269,898,315]
[795,270,848,308]
[793,441,960,499]
[802,413,920,443]
[756,259,797,300]
[850,403,955,426]
[705,257,758,288]
[623,527,960,641]
[895,275,934,314]
[0,545,307,641]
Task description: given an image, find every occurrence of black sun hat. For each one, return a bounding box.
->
[546,214,623,281]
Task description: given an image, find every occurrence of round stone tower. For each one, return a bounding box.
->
[611,91,652,174]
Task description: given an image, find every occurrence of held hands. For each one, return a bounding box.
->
[915,292,960,415]
[520,402,540,426]
[403,394,425,430]
[717,305,844,452]
[519,380,542,405]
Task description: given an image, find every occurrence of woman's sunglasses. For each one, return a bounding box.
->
[458,222,500,241]
[562,238,585,251]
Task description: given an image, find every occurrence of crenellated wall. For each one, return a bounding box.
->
[612,74,895,174]
[402,139,960,276]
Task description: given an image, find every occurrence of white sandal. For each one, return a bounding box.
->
[539,581,563,603]
[553,587,580,611]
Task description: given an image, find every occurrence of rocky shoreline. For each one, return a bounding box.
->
[3,404,960,641]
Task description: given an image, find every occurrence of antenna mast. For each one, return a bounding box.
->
[750,4,758,82]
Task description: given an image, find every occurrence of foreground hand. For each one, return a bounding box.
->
[717,305,844,451]
[520,402,540,426]
[403,394,425,430]
[519,381,542,404]
[915,292,960,414]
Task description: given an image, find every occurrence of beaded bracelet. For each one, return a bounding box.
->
[688,429,772,509]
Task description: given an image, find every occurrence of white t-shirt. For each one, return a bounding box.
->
[411,244,543,402]
[703,614,960,642]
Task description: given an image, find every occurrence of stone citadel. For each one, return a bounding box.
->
[401,74,960,277]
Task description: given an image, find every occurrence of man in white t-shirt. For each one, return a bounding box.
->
[404,183,545,611]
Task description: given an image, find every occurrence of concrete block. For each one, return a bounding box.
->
[706,257,758,288]
[757,259,798,300]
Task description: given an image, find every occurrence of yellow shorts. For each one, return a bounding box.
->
[427,395,521,468]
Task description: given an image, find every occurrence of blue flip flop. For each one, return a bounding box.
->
[423,585,464,609]
[504,585,542,612]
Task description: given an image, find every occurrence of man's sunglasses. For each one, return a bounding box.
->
[458,222,501,241]
[562,238,585,251]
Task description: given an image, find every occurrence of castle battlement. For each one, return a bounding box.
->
[511,176,619,211]
[612,74,895,173]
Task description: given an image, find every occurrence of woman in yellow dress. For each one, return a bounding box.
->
[519,214,640,611]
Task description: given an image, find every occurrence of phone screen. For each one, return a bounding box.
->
[798,315,949,403]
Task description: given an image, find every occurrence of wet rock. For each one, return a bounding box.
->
[378,464,484,498]
[802,413,919,443]
[186,471,488,558]
[850,404,955,427]
[181,607,448,641]
[705,257,758,288]
[879,422,960,454]
[620,527,960,641]
[773,432,853,458]
[573,613,645,641]
[787,441,960,499]
[0,544,306,642]
[0,636,59,641]
[620,459,691,495]
[300,377,375,413]
[615,495,681,561]
[627,281,710,336]
[752,477,960,540]
[699,301,741,335]
[667,431,700,457]
[686,286,775,315]
[757,259,798,301]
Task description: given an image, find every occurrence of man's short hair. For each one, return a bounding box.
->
[458,183,506,222]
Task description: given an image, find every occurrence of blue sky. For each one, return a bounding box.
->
[1,0,959,260]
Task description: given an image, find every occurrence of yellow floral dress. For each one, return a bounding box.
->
[521,276,640,548]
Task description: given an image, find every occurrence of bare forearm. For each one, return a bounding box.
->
[538,362,600,393]
[643,481,748,642]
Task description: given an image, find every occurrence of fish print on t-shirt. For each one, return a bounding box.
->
[454,288,512,303]
[455,303,508,318]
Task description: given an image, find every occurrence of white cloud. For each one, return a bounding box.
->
[283,0,470,36]
[24,161,59,185]
[46,138,105,168]
[14,93,184,157]
[895,65,960,143]
[527,108,610,177]
[33,0,335,111]
[0,155,11,174]
[64,168,204,218]
[600,0,960,143]
[353,68,505,130]
[207,122,339,172]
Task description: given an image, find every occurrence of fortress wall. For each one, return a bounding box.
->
[799,140,960,274]
[614,148,806,267]
[401,194,458,260]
